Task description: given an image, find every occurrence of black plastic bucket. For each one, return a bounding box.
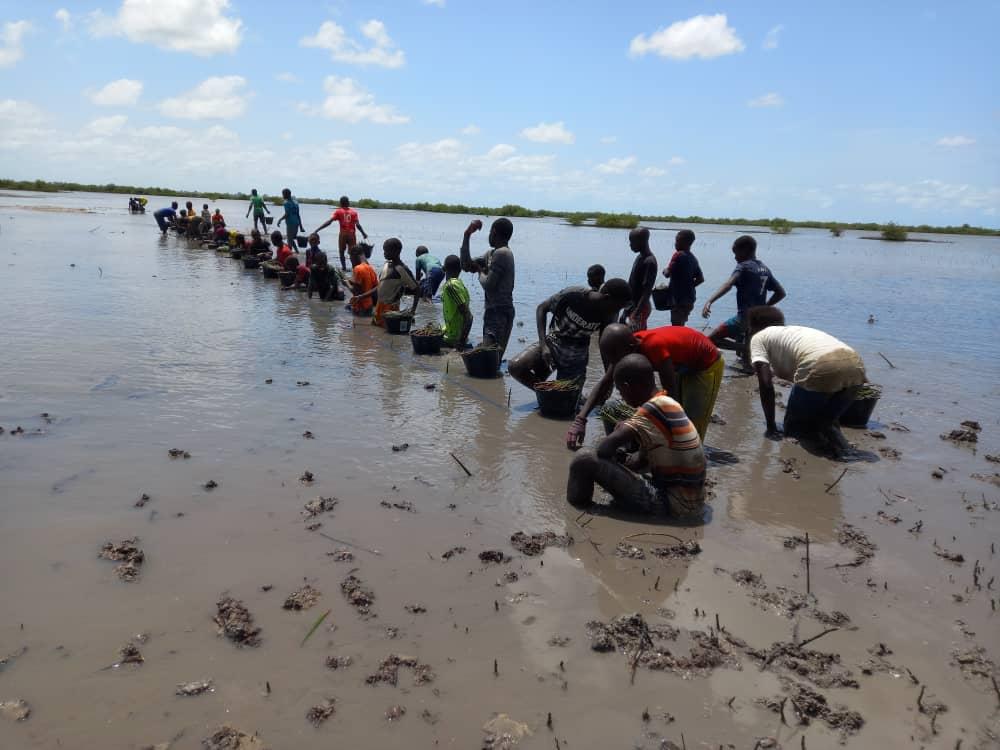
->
[243,256,261,269]
[358,242,374,259]
[534,384,583,420]
[230,248,245,260]
[462,347,501,378]
[410,333,443,355]
[295,236,308,249]
[385,314,413,335]
[264,216,274,225]
[840,394,879,428]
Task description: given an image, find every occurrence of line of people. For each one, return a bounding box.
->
[150,197,868,526]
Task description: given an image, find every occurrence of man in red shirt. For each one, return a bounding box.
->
[567,323,724,448]
[313,196,368,272]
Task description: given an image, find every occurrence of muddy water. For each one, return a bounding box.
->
[1,191,999,749]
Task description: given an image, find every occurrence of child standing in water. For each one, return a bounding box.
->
[245,189,270,232]
[441,254,473,348]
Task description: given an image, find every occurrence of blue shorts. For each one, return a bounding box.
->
[719,315,745,340]
[419,266,445,298]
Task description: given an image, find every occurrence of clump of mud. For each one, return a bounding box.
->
[214,597,262,647]
[99,538,145,582]
[761,681,864,739]
[176,679,213,696]
[441,546,467,559]
[380,500,416,513]
[497,571,519,585]
[479,550,509,564]
[326,549,354,562]
[650,540,701,559]
[952,646,997,682]
[385,705,406,721]
[365,654,435,687]
[586,613,678,654]
[726,569,849,626]
[202,725,267,749]
[836,523,876,566]
[283,584,321,611]
[747,641,859,689]
[482,714,531,749]
[404,603,427,614]
[933,543,965,564]
[941,427,978,444]
[972,472,1000,487]
[118,642,144,665]
[299,470,315,484]
[324,655,353,670]
[167,448,190,459]
[615,543,646,559]
[509,531,573,556]
[203,480,218,490]
[306,698,336,726]
[0,699,31,722]
[303,497,337,517]
[341,575,375,615]
[878,447,902,459]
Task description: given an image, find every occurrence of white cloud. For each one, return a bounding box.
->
[486,143,517,160]
[0,20,31,68]
[314,76,409,125]
[596,156,637,174]
[641,167,666,177]
[600,135,617,144]
[55,9,72,30]
[275,72,299,84]
[520,121,575,144]
[159,76,251,120]
[762,24,784,50]
[748,92,784,108]
[936,135,975,147]
[460,124,480,135]
[668,156,686,166]
[0,98,46,124]
[89,78,143,107]
[89,0,242,56]
[397,138,463,163]
[859,179,999,212]
[629,14,743,60]
[85,115,128,136]
[301,19,405,68]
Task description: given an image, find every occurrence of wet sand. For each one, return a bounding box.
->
[1,192,999,749]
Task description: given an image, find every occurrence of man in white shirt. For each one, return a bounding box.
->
[747,307,866,457]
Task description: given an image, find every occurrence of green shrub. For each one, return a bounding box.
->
[881,222,908,241]
[594,213,640,229]
[770,218,792,234]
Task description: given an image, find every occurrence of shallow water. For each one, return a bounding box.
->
[1,191,999,749]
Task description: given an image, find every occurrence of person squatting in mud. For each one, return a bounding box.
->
[566,353,706,519]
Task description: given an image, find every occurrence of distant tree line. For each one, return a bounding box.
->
[2,178,997,237]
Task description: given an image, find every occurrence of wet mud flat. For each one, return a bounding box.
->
[1,199,1000,749]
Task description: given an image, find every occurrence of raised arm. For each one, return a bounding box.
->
[459,220,483,272]
[701,272,738,318]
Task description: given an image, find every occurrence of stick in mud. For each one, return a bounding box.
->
[806,532,812,595]
[450,452,473,477]
[878,351,897,368]
[825,468,848,494]
[317,531,381,556]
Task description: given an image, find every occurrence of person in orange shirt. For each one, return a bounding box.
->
[567,323,723,447]
[346,245,378,317]
[271,230,296,268]
[313,196,368,271]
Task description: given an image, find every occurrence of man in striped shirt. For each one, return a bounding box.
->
[567,354,706,519]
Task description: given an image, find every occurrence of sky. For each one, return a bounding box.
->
[0,0,997,226]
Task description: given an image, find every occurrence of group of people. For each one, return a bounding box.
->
[150,196,869,525]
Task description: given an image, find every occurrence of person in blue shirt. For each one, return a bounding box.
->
[276,188,302,249]
[661,229,704,326]
[153,202,179,233]
[414,246,445,299]
[700,235,785,365]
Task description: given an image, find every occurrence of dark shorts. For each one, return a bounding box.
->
[287,222,301,245]
[483,305,515,358]
[547,338,590,381]
[670,305,693,326]
[784,385,860,436]
[718,314,745,340]
[419,266,445,298]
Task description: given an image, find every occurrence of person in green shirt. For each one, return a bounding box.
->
[245,188,270,232]
[441,254,472,348]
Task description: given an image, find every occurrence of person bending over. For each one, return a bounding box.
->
[701,235,785,364]
[415,246,445,300]
[621,227,658,331]
[246,189,270,232]
[459,218,515,358]
[153,202,178,233]
[248,229,271,259]
[567,323,723,448]
[566,354,706,519]
[509,279,632,389]
[747,306,866,458]
[347,245,379,317]
[661,229,704,326]
[587,264,606,292]
[307,251,343,301]
[441,254,473,349]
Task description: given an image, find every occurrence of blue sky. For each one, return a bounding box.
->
[1,0,997,226]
